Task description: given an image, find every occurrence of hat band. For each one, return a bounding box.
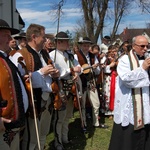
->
[0,26,10,28]
[55,37,69,40]
[79,40,91,43]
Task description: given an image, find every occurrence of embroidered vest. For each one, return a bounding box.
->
[76,50,95,88]
[18,45,42,115]
[76,50,95,66]
[40,49,50,65]
[0,53,25,129]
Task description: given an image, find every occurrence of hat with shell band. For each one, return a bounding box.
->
[55,31,70,40]
[0,19,20,35]
[78,37,92,44]
[14,32,26,40]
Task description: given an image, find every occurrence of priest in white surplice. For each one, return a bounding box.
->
[109,35,150,150]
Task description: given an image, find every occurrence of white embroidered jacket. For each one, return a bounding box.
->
[49,50,80,80]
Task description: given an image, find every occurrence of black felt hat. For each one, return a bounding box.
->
[0,19,20,35]
[55,31,69,40]
[14,32,26,40]
[103,36,111,40]
[78,37,92,44]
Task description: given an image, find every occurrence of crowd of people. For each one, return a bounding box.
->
[1,18,150,150]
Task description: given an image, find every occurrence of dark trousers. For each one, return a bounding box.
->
[109,122,150,150]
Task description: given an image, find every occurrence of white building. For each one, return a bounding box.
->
[0,0,24,31]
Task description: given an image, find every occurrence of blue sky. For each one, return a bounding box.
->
[16,0,150,38]
[16,0,81,34]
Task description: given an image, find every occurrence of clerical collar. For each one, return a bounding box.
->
[136,54,144,60]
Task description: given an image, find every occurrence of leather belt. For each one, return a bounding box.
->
[62,79,73,91]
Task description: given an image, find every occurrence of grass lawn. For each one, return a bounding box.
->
[44,110,113,150]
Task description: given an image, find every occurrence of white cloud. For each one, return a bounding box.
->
[17,0,150,37]
[17,3,81,34]
[62,8,81,17]
[19,9,49,21]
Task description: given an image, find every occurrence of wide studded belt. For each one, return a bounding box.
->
[61,79,73,92]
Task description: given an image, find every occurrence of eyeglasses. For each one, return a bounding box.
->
[135,43,148,48]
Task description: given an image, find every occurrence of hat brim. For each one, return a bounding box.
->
[14,36,26,40]
[0,28,20,35]
[78,41,92,44]
[2,27,20,35]
[54,37,70,40]
[103,37,111,41]
[11,28,20,35]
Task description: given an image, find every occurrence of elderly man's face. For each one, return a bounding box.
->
[0,29,12,52]
[132,36,148,56]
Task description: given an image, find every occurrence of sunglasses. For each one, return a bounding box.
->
[135,43,148,48]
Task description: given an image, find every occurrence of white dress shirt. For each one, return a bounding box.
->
[100,43,108,54]
[49,50,80,80]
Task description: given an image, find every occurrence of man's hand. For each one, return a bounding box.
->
[40,64,57,75]
[142,57,150,70]
[0,117,11,131]
[100,53,106,59]
[72,74,78,81]
[109,61,116,68]
[24,74,29,82]
[92,63,99,69]
[73,66,81,73]
[51,69,60,78]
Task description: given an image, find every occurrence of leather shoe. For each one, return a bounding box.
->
[93,124,109,129]
[55,144,64,150]
[62,139,73,144]
[99,124,109,129]
[81,126,87,133]
[93,125,100,128]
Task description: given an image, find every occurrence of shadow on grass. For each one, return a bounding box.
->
[65,117,95,150]
[46,115,95,150]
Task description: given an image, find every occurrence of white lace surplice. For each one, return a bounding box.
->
[114,55,150,127]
